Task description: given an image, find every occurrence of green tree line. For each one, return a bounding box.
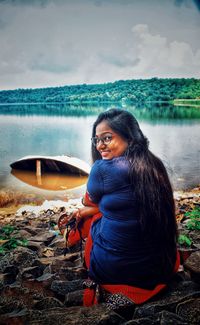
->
[0,78,200,104]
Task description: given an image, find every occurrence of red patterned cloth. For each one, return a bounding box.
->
[83,251,180,306]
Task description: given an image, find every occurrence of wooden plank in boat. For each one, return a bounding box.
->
[10,155,91,176]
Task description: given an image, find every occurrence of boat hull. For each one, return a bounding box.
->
[10,155,91,176]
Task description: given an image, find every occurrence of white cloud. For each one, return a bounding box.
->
[131,24,200,78]
[0,1,199,90]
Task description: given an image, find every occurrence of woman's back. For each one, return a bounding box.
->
[87,156,177,289]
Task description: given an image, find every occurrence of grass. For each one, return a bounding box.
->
[0,190,44,208]
[0,225,28,255]
[178,234,192,247]
[178,206,200,248]
[185,206,200,231]
[0,190,19,207]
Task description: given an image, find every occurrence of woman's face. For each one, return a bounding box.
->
[95,120,128,160]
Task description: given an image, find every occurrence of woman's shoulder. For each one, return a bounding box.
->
[92,156,129,175]
[90,156,130,187]
[93,156,128,167]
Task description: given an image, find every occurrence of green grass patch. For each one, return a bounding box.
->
[185,206,200,231]
[178,234,192,247]
[0,225,28,255]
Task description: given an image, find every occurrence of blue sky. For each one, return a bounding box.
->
[0,0,199,90]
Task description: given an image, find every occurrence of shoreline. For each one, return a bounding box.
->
[0,100,200,107]
[1,185,200,202]
[0,186,199,220]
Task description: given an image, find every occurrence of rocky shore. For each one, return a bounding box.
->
[0,188,200,324]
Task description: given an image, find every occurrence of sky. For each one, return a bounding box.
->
[0,0,200,90]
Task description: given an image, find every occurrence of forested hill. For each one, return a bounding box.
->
[0,78,200,104]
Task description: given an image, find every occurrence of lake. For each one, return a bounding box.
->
[0,103,200,196]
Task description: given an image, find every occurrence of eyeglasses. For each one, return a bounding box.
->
[91,134,113,146]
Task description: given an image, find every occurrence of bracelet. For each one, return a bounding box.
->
[81,197,86,206]
[77,208,82,218]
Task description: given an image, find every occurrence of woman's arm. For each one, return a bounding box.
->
[68,205,100,224]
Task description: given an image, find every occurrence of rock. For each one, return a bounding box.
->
[184,251,200,284]
[26,240,45,256]
[23,226,43,236]
[2,265,19,277]
[173,279,200,293]
[64,289,84,306]
[134,281,200,318]
[49,236,65,249]
[0,300,26,317]
[0,308,38,325]
[53,247,66,256]
[33,297,64,310]
[122,317,156,324]
[28,232,56,245]
[158,310,188,325]
[48,259,75,273]
[48,236,67,256]
[37,255,79,270]
[123,311,187,325]
[0,305,125,324]
[43,265,51,274]
[189,231,200,249]
[20,266,43,280]
[63,252,80,262]
[36,273,56,283]
[51,279,85,295]
[14,228,33,239]
[15,199,83,218]
[0,273,17,286]
[14,277,55,300]
[0,285,37,310]
[31,258,47,272]
[58,266,88,281]
[42,247,55,257]
[0,247,36,272]
[176,297,200,324]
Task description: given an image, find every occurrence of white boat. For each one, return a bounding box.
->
[10,155,91,176]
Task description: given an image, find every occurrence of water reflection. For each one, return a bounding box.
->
[0,103,200,120]
[0,103,105,117]
[127,104,200,122]
[11,169,88,191]
[0,103,200,191]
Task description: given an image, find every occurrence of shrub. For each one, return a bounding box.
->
[185,206,200,231]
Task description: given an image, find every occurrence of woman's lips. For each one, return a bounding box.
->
[100,150,110,157]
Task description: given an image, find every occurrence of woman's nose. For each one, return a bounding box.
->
[97,139,106,148]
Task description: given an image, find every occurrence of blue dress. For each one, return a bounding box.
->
[87,156,175,289]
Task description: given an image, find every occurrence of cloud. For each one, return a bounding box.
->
[98,52,139,68]
[174,0,200,11]
[131,24,200,78]
[0,17,7,29]
[0,0,199,89]
[0,0,52,7]
[0,2,86,77]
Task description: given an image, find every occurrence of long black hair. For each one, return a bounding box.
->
[91,108,177,270]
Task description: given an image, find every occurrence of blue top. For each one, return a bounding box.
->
[87,156,175,289]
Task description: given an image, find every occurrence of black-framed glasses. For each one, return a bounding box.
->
[91,133,113,146]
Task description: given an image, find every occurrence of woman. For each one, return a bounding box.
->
[68,108,179,304]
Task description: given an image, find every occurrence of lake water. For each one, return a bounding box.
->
[0,103,200,196]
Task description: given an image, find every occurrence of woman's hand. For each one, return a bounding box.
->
[68,208,82,224]
[68,206,100,224]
